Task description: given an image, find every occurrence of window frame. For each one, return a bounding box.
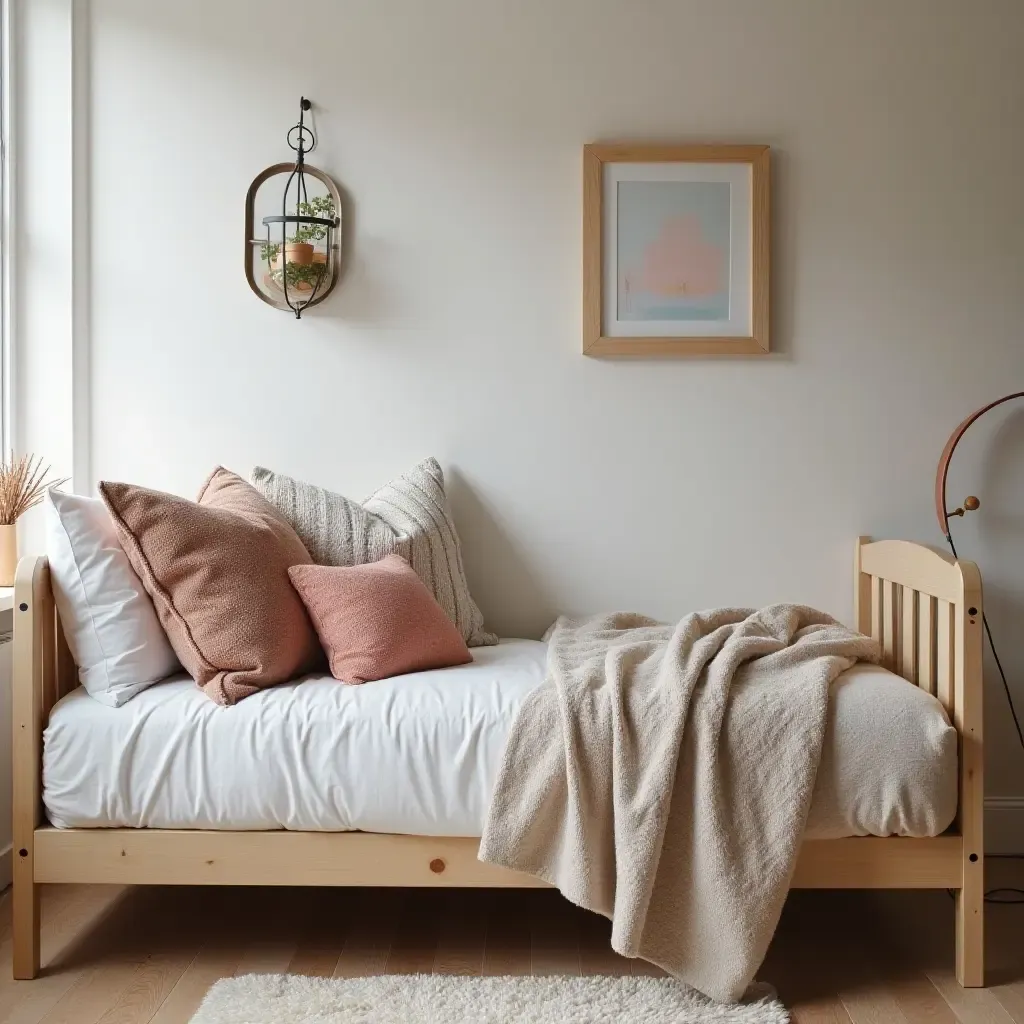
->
[0,0,11,457]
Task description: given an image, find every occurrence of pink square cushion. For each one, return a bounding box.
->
[287,554,473,684]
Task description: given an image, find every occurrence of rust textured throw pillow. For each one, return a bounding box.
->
[288,554,472,684]
[99,468,322,706]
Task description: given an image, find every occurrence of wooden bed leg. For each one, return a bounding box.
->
[952,551,984,988]
[12,873,40,980]
[12,555,49,981]
[956,876,984,987]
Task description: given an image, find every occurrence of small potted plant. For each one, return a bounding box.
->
[0,454,67,586]
[261,195,336,297]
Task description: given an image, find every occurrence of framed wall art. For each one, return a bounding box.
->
[582,144,770,357]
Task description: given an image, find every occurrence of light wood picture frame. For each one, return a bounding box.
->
[583,144,770,357]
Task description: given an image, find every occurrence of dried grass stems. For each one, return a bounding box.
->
[0,454,67,526]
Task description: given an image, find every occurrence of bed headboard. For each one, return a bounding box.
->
[854,537,982,721]
[13,557,77,725]
[853,536,982,882]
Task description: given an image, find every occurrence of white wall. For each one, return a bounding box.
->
[15,0,1024,834]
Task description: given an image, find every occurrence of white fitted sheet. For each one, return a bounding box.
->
[42,639,958,839]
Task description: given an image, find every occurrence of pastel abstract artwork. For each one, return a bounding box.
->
[616,181,731,322]
[583,143,768,356]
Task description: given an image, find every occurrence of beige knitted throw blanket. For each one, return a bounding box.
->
[479,605,879,1003]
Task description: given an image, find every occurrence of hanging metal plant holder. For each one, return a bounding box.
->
[245,98,342,318]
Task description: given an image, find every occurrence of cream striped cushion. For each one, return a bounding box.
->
[251,459,496,648]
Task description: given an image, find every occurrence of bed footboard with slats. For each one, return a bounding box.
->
[855,537,983,987]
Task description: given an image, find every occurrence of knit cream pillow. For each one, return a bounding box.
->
[251,459,496,648]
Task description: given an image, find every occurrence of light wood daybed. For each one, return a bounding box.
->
[10,537,984,986]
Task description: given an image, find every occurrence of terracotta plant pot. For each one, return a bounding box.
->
[274,242,314,268]
[0,524,18,587]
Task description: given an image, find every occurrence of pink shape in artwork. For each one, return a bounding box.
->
[631,214,723,298]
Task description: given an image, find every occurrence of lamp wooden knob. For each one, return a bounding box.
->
[947,496,980,519]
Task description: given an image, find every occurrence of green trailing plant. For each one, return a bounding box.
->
[292,195,336,245]
[267,259,328,291]
[260,196,336,267]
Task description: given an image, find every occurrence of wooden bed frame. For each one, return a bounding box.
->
[10,537,984,985]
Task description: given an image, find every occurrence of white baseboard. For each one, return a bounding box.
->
[985,798,1024,854]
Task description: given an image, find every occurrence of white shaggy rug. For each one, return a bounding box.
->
[189,973,788,1023]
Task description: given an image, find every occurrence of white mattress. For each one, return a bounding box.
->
[42,639,958,839]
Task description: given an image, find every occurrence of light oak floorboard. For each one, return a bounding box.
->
[386,890,442,975]
[230,887,306,978]
[577,909,631,978]
[0,886,132,1024]
[762,891,856,1024]
[287,889,349,979]
[992,986,1024,1024]
[147,948,241,1024]
[481,891,531,977]
[36,954,150,1024]
[0,862,1022,1022]
[33,890,168,1024]
[529,889,580,977]
[332,889,401,979]
[927,968,1015,1024]
[432,890,486,977]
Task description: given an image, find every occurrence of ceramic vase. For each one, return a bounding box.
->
[0,524,17,587]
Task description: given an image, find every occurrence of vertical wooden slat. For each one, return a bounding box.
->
[936,600,955,716]
[881,580,897,671]
[870,576,883,645]
[855,568,873,637]
[901,586,917,683]
[894,585,903,672]
[917,594,936,694]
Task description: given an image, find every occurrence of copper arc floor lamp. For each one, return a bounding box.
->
[935,391,1024,752]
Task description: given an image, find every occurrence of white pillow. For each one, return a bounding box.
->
[44,489,180,706]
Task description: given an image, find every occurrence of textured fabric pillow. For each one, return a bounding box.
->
[99,468,322,706]
[288,555,472,684]
[252,458,496,648]
[44,489,180,707]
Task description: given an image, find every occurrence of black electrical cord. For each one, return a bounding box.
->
[985,888,1024,904]
[944,533,1024,754]
[947,884,1024,904]
[943,532,1024,904]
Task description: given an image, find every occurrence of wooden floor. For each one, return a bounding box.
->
[2,862,1024,1023]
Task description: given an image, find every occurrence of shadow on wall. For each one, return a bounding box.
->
[334,181,357,293]
[979,407,1024,545]
[305,182,420,329]
[445,469,558,641]
[973,406,1024,780]
[306,181,382,325]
